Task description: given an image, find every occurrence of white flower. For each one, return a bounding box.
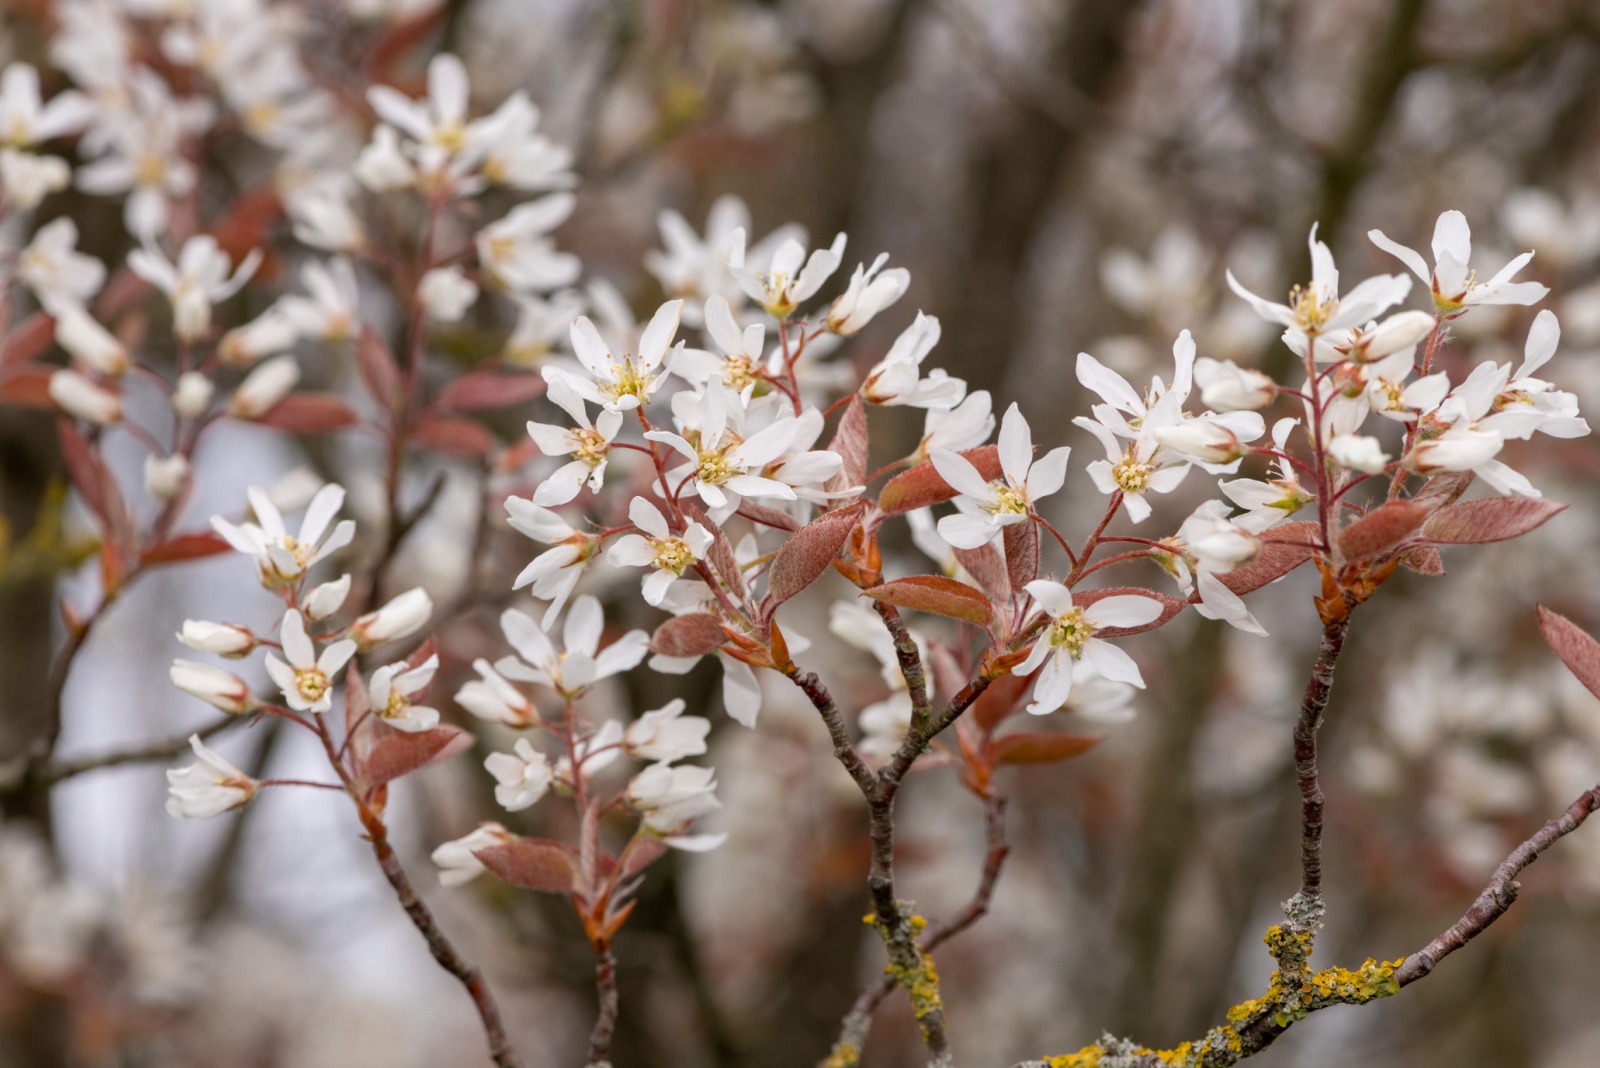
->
[144,453,190,500]
[503,497,593,625]
[263,609,357,714]
[493,595,649,699]
[1150,419,1250,466]
[554,719,625,789]
[177,620,253,658]
[607,497,713,606]
[669,293,766,397]
[455,659,538,727]
[129,236,262,342]
[370,655,440,733]
[304,575,352,620]
[826,252,910,335]
[1369,210,1550,314]
[475,194,580,292]
[219,307,296,368]
[212,483,356,587]
[1193,357,1273,411]
[915,389,994,461]
[349,587,432,648]
[55,305,128,376]
[1017,581,1162,714]
[1221,418,1315,533]
[485,739,554,811]
[471,92,574,191]
[623,699,711,763]
[354,124,416,192]
[1407,362,1539,496]
[0,148,69,209]
[165,735,257,819]
[431,823,512,888]
[526,376,624,506]
[367,53,475,158]
[551,299,684,412]
[1326,433,1388,474]
[48,370,121,424]
[0,64,94,147]
[418,266,478,322]
[644,385,803,509]
[1337,310,1436,364]
[504,289,584,366]
[169,660,255,714]
[728,227,846,319]
[860,312,965,409]
[1170,501,1267,636]
[931,403,1070,549]
[1489,309,1591,441]
[645,195,802,313]
[626,763,721,836]
[1228,223,1412,349]
[171,371,214,419]
[280,257,360,342]
[285,182,366,252]
[226,354,299,419]
[18,218,105,311]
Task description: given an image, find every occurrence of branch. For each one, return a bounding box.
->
[37,716,239,786]
[587,943,620,1068]
[784,667,878,798]
[872,602,932,732]
[1287,617,1349,924]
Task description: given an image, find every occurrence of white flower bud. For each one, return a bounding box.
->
[1408,430,1504,474]
[431,823,512,887]
[350,586,432,648]
[1346,310,1436,363]
[226,354,299,419]
[55,304,129,376]
[419,266,478,322]
[165,735,258,819]
[172,371,214,418]
[0,148,69,210]
[355,125,416,193]
[144,454,190,500]
[169,659,256,714]
[176,620,255,657]
[48,369,121,424]
[1152,420,1245,464]
[1194,357,1274,411]
[1326,433,1389,474]
[219,307,297,368]
[304,574,353,620]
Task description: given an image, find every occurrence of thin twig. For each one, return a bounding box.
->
[1287,617,1349,922]
[38,716,239,786]
[587,943,620,1067]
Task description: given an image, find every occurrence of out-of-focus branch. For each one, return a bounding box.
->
[36,715,239,786]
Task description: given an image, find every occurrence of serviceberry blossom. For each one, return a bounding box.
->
[226,355,300,419]
[128,235,262,341]
[1018,581,1163,714]
[350,587,433,648]
[165,736,257,820]
[212,484,355,588]
[418,266,478,322]
[931,403,1070,549]
[475,193,580,293]
[645,386,805,510]
[1491,309,1590,440]
[554,720,625,790]
[623,700,712,763]
[455,660,539,728]
[177,621,255,658]
[645,195,802,316]
[504,498,594,623]
[303,576,352,621]
[18,218,105,311]
[1405,361,1533,494]
[484,740,554,812]
[526,376,624,506]
[0,63,93,147]
[431,824,513,888]
[48,370,121,425]
[168,660,255,715]
[860,313,966,409]
[1166,501,1266,635]
[1369,209,1550,314]
[671,293,767,398]
[1221,418,1315,533]
[826,252,910,335]
[263,609,357,715]
[493,596,648,700]
[549,299,684,412]
[625,763,723,849]
[728,227,846,319]
[279,258,361,342]
[914,389,995,462]
[370,655,441,733]
[1193,357,1274,412]
[608,498,713,607]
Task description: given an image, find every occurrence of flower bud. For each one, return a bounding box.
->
[219,307,297,368]
[0,148,70,210]
[144,454,190,500]
[350,586,433,648]
[430,822,512,887]
[169,659,256,714]
[1326,433,1389,474]
[1151,420,1245,464]
[48,369,121,424]
[165,735,258,819]
[177,620,255,657]
[304,574,353,620]
[826,254,910,336]
[1344,310,1435,363]
[1194,357,1273,411]
[419,266,478,322]
[1407,430,1503,474]
[55,304,129,376]
[226,354,299,419]
[172,371,214,418]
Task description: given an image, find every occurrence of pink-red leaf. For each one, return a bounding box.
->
[735,501,801,532]
[1073,586,1188,638]
[1003,520,1039,591]
[1,312,56,367]
[410,413,495,455]
[863,575,994,627]
[878,446,1003,515]
[1538,606,1600,702]
[1400,545,1445,575]
[255,392,360,433]
[1337,501,1429,563]
[435,370,547,412]
[1410,470,1475,511]
[1214,521,1320,597]
[683,501,744,599]
[140,531,233,567]
[650,613,727,658]
[474,838,579,895]
[825,396,868,495]
[1422,497,1567,545]
[953,543,1010,604]
[361,724,474,787]
[355,326,401,410]
[766,502,864,608]
[0,367,58,409]
[991,731,1103,765]
[970,672,1033,733]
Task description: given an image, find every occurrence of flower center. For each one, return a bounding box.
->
[653,537,695,575]
[985,482,1029,516]
[1495,388,1535,411]
[294,667,329,703]
[572,426,610,467]
[600,357,653,404]
[1047,607,1095,657]
[1112,453,1154,494]
[721,354,758,391]
[696,441,739,486]
[1289,284,1337,333]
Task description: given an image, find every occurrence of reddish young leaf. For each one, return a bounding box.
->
[650,613,727,658]
[863,574,994,627]
[410,413,495,455]
[1538,606,1600,701]
[1422,497,1567,545]
[141,531,233,566]
[953,543,1010,604]
[878,446,1003,515]
[619,837,671,880]
[254,393,360,433]
[57,420,110,527]
[1400,545,1445,575]
[824,396,868,495]
[735,501,801,532]
[991,731,1103,765]
[1214,521,1320,597]
[345,664,373,755]
[765,502,864,608]
[970,671,1033,733]
[1073,586,1188,638]
[474,838,579,895]
[361,723,474,787]
[435,370,547,412]
[683,501,744,598]
[0,367,59,409]
[1003,520,1039,591]
[1,312,56,367]
[1337,501,1429,563]
[355,326,402,410]
[1410,470,1474,511]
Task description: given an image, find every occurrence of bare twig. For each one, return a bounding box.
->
[785,668,878,797]
[38,715,239,786]
[1287,618,1348,924]
[587,943,620,1067]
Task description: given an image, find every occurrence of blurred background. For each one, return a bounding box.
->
[4,0,1600,1065]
